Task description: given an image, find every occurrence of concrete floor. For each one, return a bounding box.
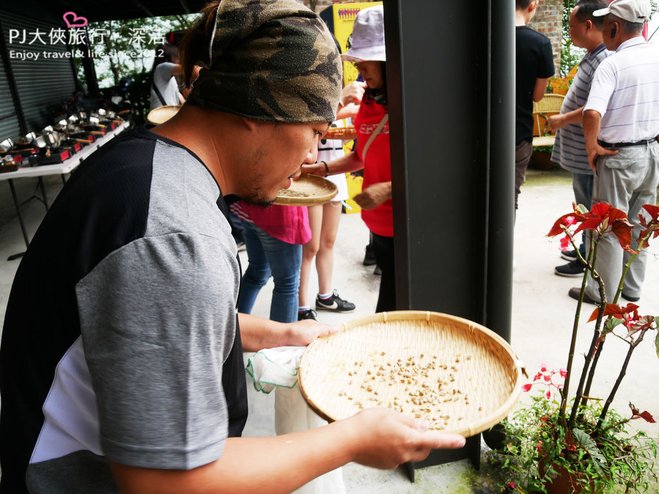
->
[1,168,658,492]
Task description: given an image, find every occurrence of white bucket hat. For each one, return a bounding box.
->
[342,5,386,63]
[593,0,651,23]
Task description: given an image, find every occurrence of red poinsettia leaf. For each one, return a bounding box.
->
[642,204,659,222]
[611,221,633,250]
[548,213,578,237]
[606,206,629,223]
[588,307,601,322]
[630,403,656,423]
[574,218,603,234]
[603,303,637,319]
[590,303,634,322]
[622,303,640,315]
[522,383,533,392]
[637,226,659,250]
[591,202,612,218]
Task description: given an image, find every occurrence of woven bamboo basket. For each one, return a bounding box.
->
[273,174,337,206]
[324,126,357,141]
[298,311,522,437]
[146,105,181,125]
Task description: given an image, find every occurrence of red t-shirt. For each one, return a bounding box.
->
[230,202,311,245]
[354,95,393,237]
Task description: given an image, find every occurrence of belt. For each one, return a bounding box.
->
[598,137,658,149]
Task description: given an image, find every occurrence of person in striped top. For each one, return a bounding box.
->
[549,0,609,278]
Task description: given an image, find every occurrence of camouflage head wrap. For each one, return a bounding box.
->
[187,0,343,123]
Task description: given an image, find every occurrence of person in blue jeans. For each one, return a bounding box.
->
[231,201,311,323]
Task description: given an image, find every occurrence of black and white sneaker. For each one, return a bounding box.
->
[298,309,318,321]
[560,249,578,262]
[554,259,585,278]
[315,290,356,312]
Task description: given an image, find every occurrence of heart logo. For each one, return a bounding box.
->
[63,11,88,29]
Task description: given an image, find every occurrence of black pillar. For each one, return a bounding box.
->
[487,0,516,342]
[383,0,515,473]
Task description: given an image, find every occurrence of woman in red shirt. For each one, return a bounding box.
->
[304,5,395,312]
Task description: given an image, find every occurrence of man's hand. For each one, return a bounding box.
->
[353,182,392,210]
[344,408,466,469]
[284,319,336,346]
[239,313,334,351]
[583,109,618,173]
[586,144,618,172]
[547,114,565,131]
[341,81,366,107]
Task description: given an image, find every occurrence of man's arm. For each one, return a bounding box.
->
[238,312,335,351]
[583,109,618,172]
[111,408,466,494]
[533,77,549,102]
[548,106,584,130]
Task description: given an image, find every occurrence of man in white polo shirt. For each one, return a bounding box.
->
[568,0,659,304]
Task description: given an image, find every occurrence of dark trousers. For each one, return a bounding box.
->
[514,140,533,210]
[372,233,396,312]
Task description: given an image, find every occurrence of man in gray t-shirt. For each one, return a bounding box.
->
[1,1,466,493]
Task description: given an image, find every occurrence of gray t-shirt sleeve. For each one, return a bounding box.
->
[76,232,240,470]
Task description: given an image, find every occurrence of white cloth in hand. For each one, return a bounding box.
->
[246,347,346,494]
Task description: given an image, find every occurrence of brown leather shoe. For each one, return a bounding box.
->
[568,287,599,305]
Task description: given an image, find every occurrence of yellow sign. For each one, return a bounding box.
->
[329,2,382,214]
[332,1,382,86]
[344,173,364,214]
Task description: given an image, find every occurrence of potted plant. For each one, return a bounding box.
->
[490,202,659,493]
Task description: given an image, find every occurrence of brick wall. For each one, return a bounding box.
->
[530,0,563,74]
